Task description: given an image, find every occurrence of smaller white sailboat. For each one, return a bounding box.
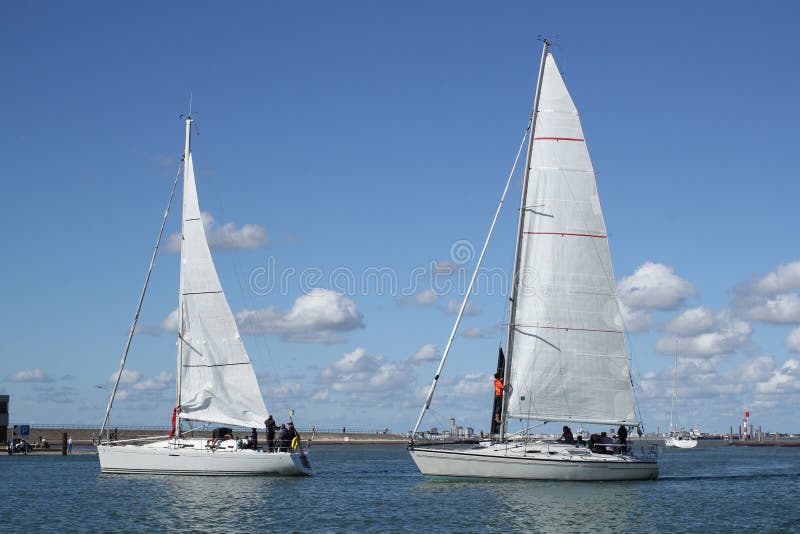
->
[97,115,312,476]
[664,343,697,449]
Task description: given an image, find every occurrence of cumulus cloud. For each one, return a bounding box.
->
[109,369,142,385]
[443,299,480,316]
[161,308,179,332]
[617,262,695,311]
[786,327,800,354]
[398,288,439,306]
[747,261,800,295]
[410,344,439,365]
[655,310,752,357]
[666,307,715,336]
[132,371,173,391]
[7,368,53,383]
[618,301,653,333]
[461,326,498,339]
[165,211,269,252]
[269,383,302,399]
[734,293,800,324]
[317,347,411,396]
[236,289,364,343]
[451,373,492,398]
[754,359,800,394]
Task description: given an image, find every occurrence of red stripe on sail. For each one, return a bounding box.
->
[514,324,623,334]
[533,137,585,142]
[524,232,607,239]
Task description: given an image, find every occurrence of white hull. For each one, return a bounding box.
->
[410,442,658,481]
[97,439,312,476]
[664,436,697,449]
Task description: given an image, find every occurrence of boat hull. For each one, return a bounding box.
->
[97,440,312,476]
[409,442,658,481]
[664,437,697,449]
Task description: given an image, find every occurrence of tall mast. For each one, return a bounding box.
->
[500,39,550,438]
[670,341,677,434]
[175,116,192,436]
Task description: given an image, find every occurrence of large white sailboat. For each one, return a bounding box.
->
[664,345,697,449]
[409,40,658,481]
[97,116,312,476]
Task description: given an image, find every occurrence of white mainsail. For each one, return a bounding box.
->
[177,147,269,429]
[505,53,636,426]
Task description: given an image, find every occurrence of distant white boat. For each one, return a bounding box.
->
[97,115,312,476]
[664,343,697,449]
[408,40,658,481]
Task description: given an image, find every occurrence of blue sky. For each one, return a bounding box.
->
[2,1,799,435]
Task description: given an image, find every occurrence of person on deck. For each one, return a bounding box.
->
[558,425,575,444]
[286,422,299,450]
[597,431,614,454]
[617,425,628,453]
[250,428,258,450]
[265,415,276,452]
[492,373,505,430]
[277,424,289,452]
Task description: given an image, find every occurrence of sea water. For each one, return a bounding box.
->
[1,443,798,532]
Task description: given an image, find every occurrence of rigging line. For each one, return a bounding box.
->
[101,161,183,439]
[411,124,530,437]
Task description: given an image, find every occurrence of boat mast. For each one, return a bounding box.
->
[670,340,677,434]
[500,39,550,438]
[175,115,192,437]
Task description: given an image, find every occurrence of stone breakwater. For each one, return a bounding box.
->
[10,427,409,447]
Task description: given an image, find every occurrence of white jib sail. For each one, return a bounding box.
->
[177,151,269,429]
[506,53,636,425]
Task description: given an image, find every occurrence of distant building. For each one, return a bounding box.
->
[0,395,8,444]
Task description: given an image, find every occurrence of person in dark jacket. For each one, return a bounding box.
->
[250,427,258,450]
[617,425,628,453]
[286,422,299,450]
[265,415,276,452]
[277,424,289,452]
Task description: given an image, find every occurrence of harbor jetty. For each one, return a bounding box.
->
[7,426,410,451]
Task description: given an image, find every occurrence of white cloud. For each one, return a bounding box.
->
[269,383,302,399]
[735,293,800,324]
[734,356,777,383]
[109,369,142,385]
[311,389,329,401]
[413,289,439,306]
[7,368,53,383]
[754,359,800,394]
[410,344,439,365]
[655,310,752,357]
[750,261,800,295]
[617,262,695,311]
[666,307,715,336]
[443,299,480,316]
[451,373,492,398]
[165,211,269,252]
[236,289,364,343]
[161,308,179,332]
[619,301,653,333]
[132,371,173,391]
[316,347,412,397]
[786,327,800,353]
[461,326,498,339]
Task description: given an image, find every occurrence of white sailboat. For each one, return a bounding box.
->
[664,344,697,449]
[97,116,312,476]
[409,40,658,481]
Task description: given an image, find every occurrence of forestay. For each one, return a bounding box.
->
[177,151,269,428]
[506,53,636,425]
